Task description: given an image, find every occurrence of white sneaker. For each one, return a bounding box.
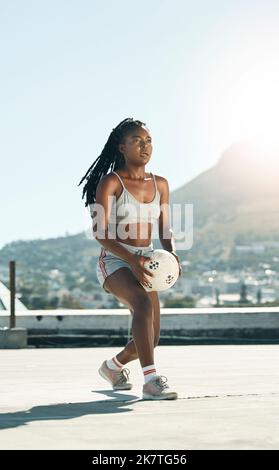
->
[98,360,133,390]
[142,375,178,400]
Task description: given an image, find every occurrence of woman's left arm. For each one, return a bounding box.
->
[157,177,182,277]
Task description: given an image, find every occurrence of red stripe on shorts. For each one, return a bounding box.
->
[99,248,108,280]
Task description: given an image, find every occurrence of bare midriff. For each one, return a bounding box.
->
[115,222,153,247]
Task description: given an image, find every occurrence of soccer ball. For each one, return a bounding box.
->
[141,249,179,292]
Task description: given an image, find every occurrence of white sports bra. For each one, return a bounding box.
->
[108,170,161,225]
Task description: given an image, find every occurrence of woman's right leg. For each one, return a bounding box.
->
[103,267,155,367]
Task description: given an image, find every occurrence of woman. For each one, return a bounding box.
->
[78,118,182,400]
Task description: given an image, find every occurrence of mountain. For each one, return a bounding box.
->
[170,141,279,261]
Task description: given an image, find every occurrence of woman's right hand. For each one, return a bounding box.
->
[128,254,154,288]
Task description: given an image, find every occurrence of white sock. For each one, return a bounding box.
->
[106,356,124,371]
[142,364,157,383]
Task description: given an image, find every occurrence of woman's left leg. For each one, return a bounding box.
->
[116,290,161,365]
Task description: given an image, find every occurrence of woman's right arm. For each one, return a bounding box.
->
[91,175,131,261]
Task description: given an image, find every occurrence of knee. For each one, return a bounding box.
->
[131,293,153,319]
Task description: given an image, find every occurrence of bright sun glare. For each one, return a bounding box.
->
[202,38,279,162]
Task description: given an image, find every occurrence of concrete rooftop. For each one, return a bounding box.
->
[0,345,278,450]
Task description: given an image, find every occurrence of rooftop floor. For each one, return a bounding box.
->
[0,345,278,449]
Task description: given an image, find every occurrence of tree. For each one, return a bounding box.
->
[257,288,262,304]
[215,288,220,306]
[239,282,248,303]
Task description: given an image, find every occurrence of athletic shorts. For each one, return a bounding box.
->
[96,240,154,294]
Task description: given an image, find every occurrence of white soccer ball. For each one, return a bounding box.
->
[141,249,179,292]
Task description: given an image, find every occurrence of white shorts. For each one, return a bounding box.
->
[96,240,154,294]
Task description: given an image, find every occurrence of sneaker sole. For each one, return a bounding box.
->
[142,392,178,400]
[98,367,133,390]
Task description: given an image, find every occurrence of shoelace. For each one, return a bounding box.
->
[115,368,130,384]
[153,375,170,391]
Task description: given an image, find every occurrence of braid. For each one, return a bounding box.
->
[78,117,147,207]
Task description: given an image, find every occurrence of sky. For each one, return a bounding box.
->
[1,0,279,248]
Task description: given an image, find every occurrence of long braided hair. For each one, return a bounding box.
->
[78,118,148,207]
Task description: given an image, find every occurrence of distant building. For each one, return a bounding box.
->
[0,280,28,311]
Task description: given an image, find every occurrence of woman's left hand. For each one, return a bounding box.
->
[170,251,182,277]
